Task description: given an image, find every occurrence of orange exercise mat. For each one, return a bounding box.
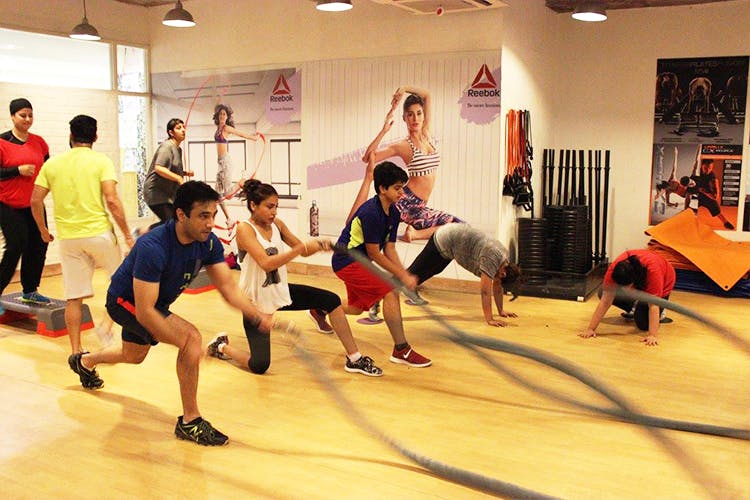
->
[645,210,750,291]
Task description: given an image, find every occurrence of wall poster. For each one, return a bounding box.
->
[650,56,749,231]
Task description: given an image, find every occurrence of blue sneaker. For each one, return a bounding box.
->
[21,291,52,305]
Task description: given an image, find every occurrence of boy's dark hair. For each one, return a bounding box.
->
[502,262,522,287]
[166,118,184,138]
[69,115,97,143]
[374,161,408,194]
[612,255,647,290]
[173,181,220,219]
[679,175,691,186]
[240,178,278,212]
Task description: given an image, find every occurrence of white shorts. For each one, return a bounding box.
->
[59,231,122,300]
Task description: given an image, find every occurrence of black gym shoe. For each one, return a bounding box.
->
[174,416,229,446]
[206,333,231,360]
[344,355,383,377]
[67,352,104,390]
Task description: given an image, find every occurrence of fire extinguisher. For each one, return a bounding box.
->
[309,200,319,237]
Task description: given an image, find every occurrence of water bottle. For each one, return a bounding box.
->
[309,200,319,237]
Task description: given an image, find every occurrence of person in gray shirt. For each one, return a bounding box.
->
[142,118,193,230]
[407,223,521,327]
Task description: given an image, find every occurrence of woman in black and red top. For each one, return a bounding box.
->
[0,98,51,307]
[579,249,675,346]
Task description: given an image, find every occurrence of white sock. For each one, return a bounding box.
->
[347,351,362,363]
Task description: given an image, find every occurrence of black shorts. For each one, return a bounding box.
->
[106,293,167,346]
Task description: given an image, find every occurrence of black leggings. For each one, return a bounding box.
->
[147,203,175,230]
[0,203,48,295]
[406,234,452,285]
[610,291,670,331]
[243,283,341,374]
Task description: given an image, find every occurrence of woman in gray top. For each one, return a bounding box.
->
[407,223,521,327]
[143,118,192,229]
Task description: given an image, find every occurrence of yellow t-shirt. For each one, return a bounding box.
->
[35,147,116,239]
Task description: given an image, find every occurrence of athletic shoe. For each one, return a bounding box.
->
[660,309,673,324]
[405,290,428,306]
[174,416,229,446]
[308,309,334,334]
[21,291,51,305]
[67,352,104,389]
[390,345,432,368]
[367,302,381,322]
[345,355,383,377]
[621,303,636,320]
[206,334,231,360]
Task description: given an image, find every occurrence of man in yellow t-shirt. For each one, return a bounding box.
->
[31,115,134,356]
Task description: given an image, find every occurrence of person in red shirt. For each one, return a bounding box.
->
[579,249,675,346]
[0,98,51,309]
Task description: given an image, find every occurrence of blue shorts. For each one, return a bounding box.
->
[106,293,168,346]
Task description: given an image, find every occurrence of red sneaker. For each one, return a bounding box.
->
[389,345,432,367]
[308,309,334,334]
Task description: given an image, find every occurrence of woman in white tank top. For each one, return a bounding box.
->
[206,179,383,377]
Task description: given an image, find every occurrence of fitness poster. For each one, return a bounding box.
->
[650,55,749,230]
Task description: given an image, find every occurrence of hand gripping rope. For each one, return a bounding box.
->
[269,244,749,498]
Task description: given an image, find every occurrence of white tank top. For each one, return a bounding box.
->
[238,220,292,314]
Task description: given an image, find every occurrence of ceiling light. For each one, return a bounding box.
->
[572,2,607,22]
[316,0,353,12]
[70,0,101,41]
[163,1,196,28]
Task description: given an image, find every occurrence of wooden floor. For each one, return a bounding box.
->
[1,269,748,499]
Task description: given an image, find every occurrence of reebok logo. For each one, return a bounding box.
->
[272,75,291,95]
[271,75,294,102]
[468,64,500,97]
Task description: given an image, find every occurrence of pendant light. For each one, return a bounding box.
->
[163,1,196,28]
[70,0,101,41]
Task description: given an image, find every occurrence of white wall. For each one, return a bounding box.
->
[549,0,750,252]
[4,0,750,270]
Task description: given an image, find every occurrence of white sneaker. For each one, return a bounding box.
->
[367,302,381,322]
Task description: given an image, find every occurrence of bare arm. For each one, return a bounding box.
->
[101,180,134,249]
[579,288,615,338]
[367,242,417,290]
[30,185,52,243]
[235,220,324,273]
[223,124,260,142]
[133,278,183,341]
[642,303,661,346]
[204,262,270,331]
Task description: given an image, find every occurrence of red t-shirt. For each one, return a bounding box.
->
[0,131,49,208]
[604,249,675,297]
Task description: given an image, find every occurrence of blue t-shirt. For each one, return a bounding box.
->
[332,195,399,272]
[108,220,225,312]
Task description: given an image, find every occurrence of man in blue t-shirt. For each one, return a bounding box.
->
[68,181,269,446]
[333,160,431,368]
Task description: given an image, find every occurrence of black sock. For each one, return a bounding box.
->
[395,342,408,351]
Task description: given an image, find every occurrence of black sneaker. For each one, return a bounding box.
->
[206,333,231,360]
[344,355,383,377]
[174,416,229,446]
[67,352,104,390]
